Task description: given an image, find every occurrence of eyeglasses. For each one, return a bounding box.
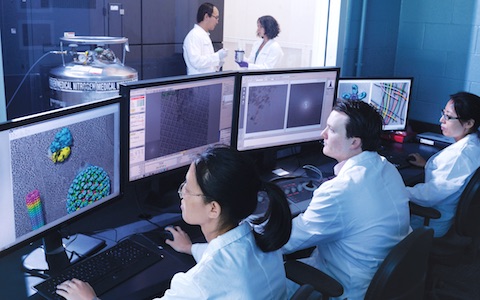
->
[177,181,205,199]
[440,109,460,121]
[210,14,220,20]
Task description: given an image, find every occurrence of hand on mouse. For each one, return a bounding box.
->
[407,153,426,168]
[165,226,193,255]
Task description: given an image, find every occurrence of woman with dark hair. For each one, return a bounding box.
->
[237,15,284,69]
[407,91,480,237]
[56,146,292,299]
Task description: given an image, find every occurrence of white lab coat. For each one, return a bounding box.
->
[244,39,283,69]
[183,24,221,75]
[282,151,411,300]
[158,222,287,299]
[408,133,480,237]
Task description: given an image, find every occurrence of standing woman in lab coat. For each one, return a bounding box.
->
[56,146,292,300]
[407,91,480,237]
[237,15,284,69]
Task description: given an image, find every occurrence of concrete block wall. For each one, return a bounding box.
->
[395,0,480,124]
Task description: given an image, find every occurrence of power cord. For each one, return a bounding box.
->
[6,51,66,109]
[302,164,324,180]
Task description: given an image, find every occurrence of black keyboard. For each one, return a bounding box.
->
[34,238,164,300]
[383,153,411,169]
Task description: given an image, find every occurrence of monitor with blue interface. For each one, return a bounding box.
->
[337,78,413,131]
[0,98,121,258]
[121,72,237,182]
[235,67,340,151]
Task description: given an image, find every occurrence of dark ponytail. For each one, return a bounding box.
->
[251,181,292,252]
[194,146,292,252]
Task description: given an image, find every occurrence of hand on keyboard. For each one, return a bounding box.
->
[34,238,164,300]
[56,278,96,300]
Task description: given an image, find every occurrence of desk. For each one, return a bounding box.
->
[379,140,440,186]
[0,212,196,300]
[3,140,441,300]
[265,140,440,185]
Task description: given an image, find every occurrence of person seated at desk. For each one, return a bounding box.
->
[281,100,411,299]
[56,146,292,300]
[407,91,480,237]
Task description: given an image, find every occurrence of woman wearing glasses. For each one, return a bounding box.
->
[407,91,480,237]
[56,146,292,299]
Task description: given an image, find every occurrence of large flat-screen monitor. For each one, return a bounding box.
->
[120,72,237,183]
[337,78,413,131]
[234,67,340,152]
[0,98,122,267]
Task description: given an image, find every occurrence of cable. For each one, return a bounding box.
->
[133,182,153,220]
[90,227,119,243]
[6,51,66,110]
[144,218,163,230]
[302,164,324,181]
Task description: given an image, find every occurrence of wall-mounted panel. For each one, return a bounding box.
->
[142,0,176,44]
[142,44,186,79]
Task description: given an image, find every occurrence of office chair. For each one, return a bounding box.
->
[290,284,321,300]
[410,167,480,296]
[410,166,480,260]
[285,227,434,300]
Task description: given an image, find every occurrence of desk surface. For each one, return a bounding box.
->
[270,140,439,186]
[2,140,441,300]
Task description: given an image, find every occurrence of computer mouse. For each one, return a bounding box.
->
[159,229,174,241]
[406,155,416,162]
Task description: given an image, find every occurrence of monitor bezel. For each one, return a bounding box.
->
[337,77,414,132]
[232,67,340,153]
[0,97,124,258]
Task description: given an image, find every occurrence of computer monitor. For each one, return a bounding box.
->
[337,78,413,131]
[234,67,340,152]
[0,98,122,271]
[120,72,237,183]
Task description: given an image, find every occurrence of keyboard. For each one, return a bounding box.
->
[378,150,411,170]
[383,153,411,169]
[34,237,164,300]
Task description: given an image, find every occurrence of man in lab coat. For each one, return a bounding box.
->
[183,2,228,75]
[282,100,411,300]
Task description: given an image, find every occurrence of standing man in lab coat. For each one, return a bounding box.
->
[282,100,411,300]
[183,2,228,75]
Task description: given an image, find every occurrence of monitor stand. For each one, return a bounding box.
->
[22,232,106,276]
[143,188,181,214]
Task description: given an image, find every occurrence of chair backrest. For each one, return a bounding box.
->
[455,167,480,238]
[365,227,434,300]
[290,284,320,300]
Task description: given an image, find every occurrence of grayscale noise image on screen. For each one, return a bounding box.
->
[236,68,339,151]
[127,74,235,181]
[287,82,325,128]
[144,85,221,160]
[246,85,288,133]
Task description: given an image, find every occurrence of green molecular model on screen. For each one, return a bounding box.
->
[66,165,111,213]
